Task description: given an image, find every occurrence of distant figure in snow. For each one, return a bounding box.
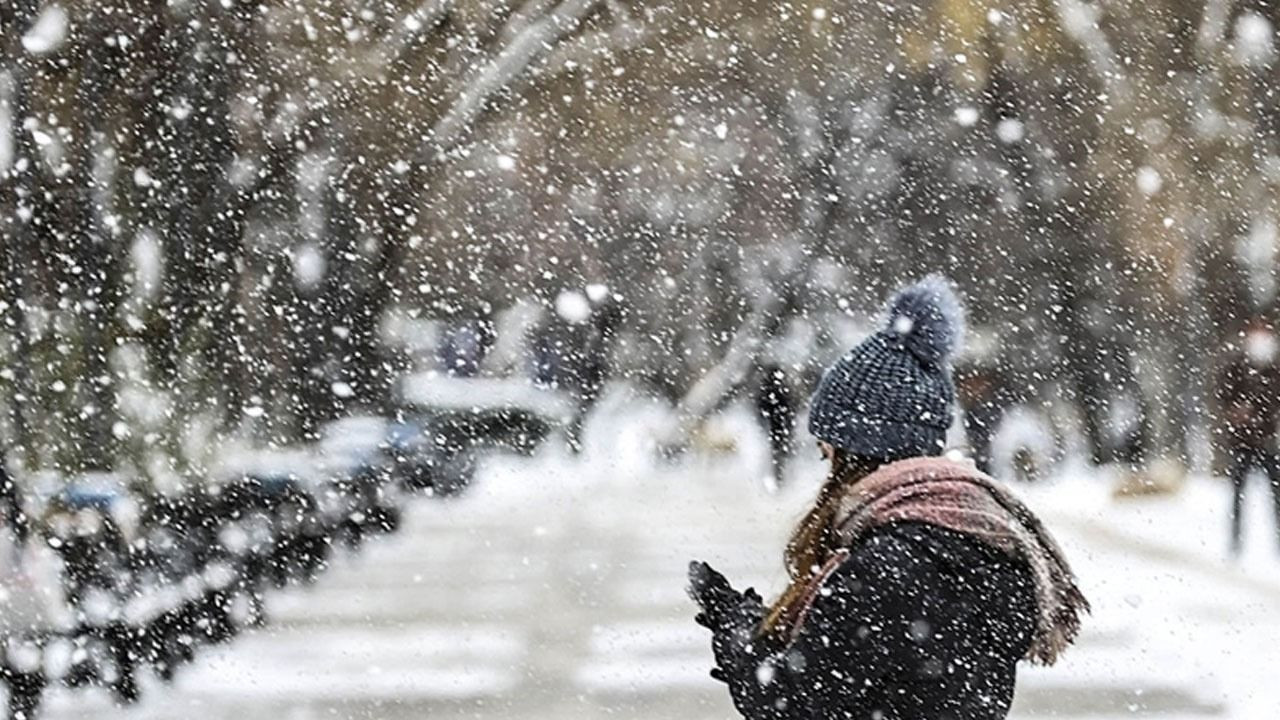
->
[956,346,1008,475]
[688,276,1088,720]
[438,313,495,378]
[1217,317,1280,555]
[573,286,622,447]
[0,452,26,546]
[754,362,796,488]
[1,452,44,719]
[532,286,622,452]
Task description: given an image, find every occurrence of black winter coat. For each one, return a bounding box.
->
[1218,355,1280,450]
[715,521,1038,720]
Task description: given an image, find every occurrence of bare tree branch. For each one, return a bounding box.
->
[500,0,561,43]
[426,0,604,154]
[238,1,457,208]
[1195,0,1235,61]
[1052,0,1131,108]
[658,246,810,451]
[533,0,646,80]
[362,0,454,68]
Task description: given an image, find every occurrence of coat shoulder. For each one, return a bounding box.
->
[843,521,1038,627]
[859,520,1028,570]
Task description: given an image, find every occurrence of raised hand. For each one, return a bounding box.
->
[690,561,768,631]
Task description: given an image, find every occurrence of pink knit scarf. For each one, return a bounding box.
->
[796,456,1089,665]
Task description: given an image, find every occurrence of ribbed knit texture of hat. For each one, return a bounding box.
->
[808,275,965,460]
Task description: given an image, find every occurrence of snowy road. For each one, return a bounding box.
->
[38,406,1280,720]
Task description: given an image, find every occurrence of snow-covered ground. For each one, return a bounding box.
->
[1018,466,1280,719]
[38,393,1280,719]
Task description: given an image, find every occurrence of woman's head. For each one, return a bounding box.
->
[807,275,965,461]
[761,276,967,637]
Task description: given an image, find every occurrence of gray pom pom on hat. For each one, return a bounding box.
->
[808,275,966,460]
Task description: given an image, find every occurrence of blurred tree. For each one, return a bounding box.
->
[2,0,1280,476]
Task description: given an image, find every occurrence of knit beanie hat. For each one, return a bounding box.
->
[808,275,965,460]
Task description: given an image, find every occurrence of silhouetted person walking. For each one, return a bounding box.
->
[957,358,1005,475]
[1218,319,1280,555]
[754,363,795,487]
[0,452,25,546]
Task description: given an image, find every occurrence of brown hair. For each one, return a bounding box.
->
[760,451,886,637]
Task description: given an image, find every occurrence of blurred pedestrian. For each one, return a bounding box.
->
[956,334,1006,474]
[438,312,495,378]
[1217,318,1280,555]
[0,452,25,546]
[1,453,46,720]
[688,276,1087,720]
[574,286,622,451]
[753,362,796,488]
[532,287,621,452]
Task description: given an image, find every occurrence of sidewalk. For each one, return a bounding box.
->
[1017,470,1280,719]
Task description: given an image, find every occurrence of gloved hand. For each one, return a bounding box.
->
[688,561,766,684]
[688,561,764,626]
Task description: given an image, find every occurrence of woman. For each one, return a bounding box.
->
[689,276,1088,720]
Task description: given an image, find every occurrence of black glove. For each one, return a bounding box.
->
[688,561,764,627]
[688,561,767,684]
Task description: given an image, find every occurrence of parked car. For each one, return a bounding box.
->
[393,374,576,496]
